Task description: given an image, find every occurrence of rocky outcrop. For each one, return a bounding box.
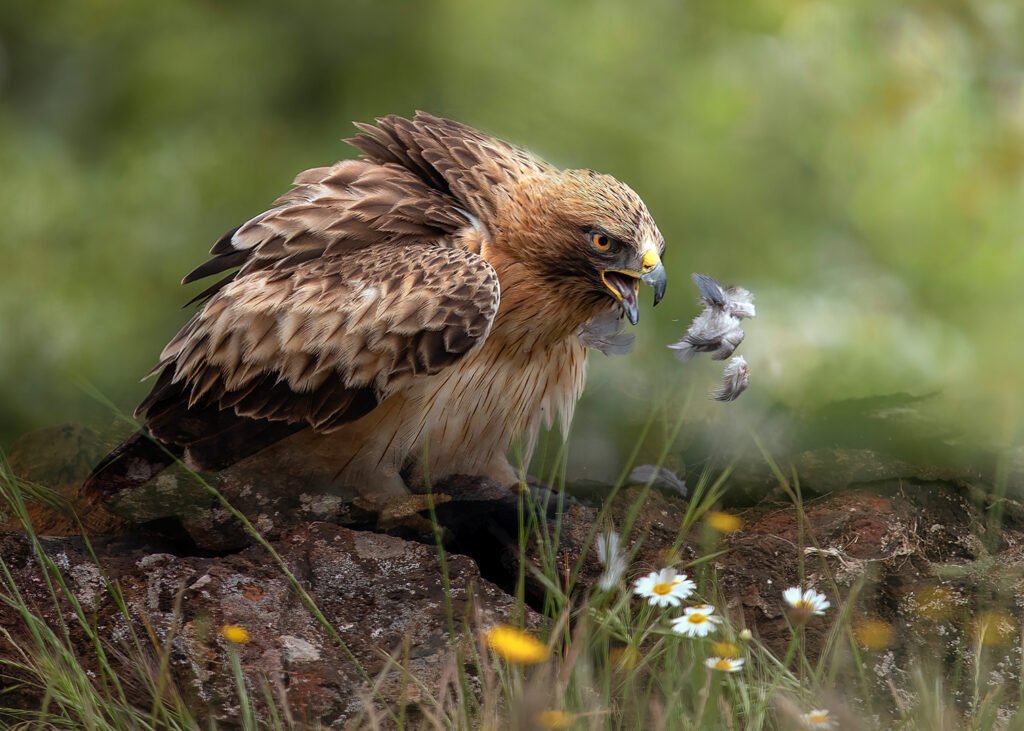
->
[0,522,536,727]
[3,420,1023,724]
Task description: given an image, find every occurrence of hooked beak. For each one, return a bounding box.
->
[600,248,667,326]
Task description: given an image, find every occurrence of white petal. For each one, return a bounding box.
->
[783,587,803,606]
[684,604,716,615]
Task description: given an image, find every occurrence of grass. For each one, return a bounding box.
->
[0,428,1022,729]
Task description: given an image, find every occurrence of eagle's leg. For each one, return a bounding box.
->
[353,469,446,532]
[481,455,526,491]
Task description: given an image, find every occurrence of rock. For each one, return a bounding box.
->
[523,476,1024,681]
[2,424,124,535]
[6,418,1024,723]
[0,522,539,727]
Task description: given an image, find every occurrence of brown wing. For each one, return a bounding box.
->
[147,241,498,430]
[86,113,511,496]
[181,156,470,302]
[347,111,547,226]
[86,238,498,498]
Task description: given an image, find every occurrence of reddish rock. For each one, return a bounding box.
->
[0,522,538,727]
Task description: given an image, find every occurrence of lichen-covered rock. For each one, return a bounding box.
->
[0,523,538,727]
[2,423,124,534]
[6,419,1024,723]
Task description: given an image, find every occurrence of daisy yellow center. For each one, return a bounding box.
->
[808,712,829,723]
[794,600,812,609]
[652,582,675,596]
[688,614,708,624]
[714,658,733,670]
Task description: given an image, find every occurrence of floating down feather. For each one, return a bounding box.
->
[668,273,755,401]
[711,355,749,402]
[578,309,635,356]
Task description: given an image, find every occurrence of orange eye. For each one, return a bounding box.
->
[592,233,611,251]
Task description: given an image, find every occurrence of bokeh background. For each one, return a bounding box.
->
[1,0,1022,481]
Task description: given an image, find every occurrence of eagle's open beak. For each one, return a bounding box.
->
[601,248,667,326]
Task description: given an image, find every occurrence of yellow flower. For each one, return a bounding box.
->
[535,710,574,729]
[705,511,743,533]
[908,585,956,623]
[854,618,894,651]
[711,641,741,659]
[220,624,251,644]
[609,645,639,671]
[485,625,550,665]
[977,612,1017,647]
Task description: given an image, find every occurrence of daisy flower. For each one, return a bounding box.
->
[670,606,723,637]
[633,568,696,608]
[800,709,835,728]
[783,587,830,617]
[704,656,744,672]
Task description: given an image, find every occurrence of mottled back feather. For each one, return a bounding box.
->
[87,114,510,494]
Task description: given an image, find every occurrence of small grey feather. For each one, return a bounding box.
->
[723,286,756,319]
[692,273,727,307]
[628,464,688,496]
[578,309,636,356]
[711,355,750,402]
[669,273,754,362]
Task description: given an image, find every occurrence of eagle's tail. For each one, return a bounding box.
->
[81,430,183,510]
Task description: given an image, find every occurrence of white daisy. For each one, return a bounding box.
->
[684,604,716,615]
[704,656,744,672]
[633,568,696,608]
[783,587,830,616]
[670,609,723,637]
[800,709,835,728]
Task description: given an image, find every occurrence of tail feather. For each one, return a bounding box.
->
[82,431,183,507]
[84,368,305,512]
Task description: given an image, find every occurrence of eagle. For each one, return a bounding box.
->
[84,113,666,509]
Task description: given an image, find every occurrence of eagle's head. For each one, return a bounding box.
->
[498,167,666,327]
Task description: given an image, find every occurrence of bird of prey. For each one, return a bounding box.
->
[85,112,666,508]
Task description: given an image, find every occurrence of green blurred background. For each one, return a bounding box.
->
[1,0,1022,480]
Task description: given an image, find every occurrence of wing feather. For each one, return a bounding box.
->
[347,111,546,225]
[142,242,499,440]
[127,113,508,474]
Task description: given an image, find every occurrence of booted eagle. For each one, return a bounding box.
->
[85,113,666,506]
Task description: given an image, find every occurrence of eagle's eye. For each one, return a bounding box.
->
[590,231,612,252]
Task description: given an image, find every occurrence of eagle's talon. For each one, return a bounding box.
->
[352,492,453,534]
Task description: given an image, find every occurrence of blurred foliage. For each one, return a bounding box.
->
[1,0,1022,476]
